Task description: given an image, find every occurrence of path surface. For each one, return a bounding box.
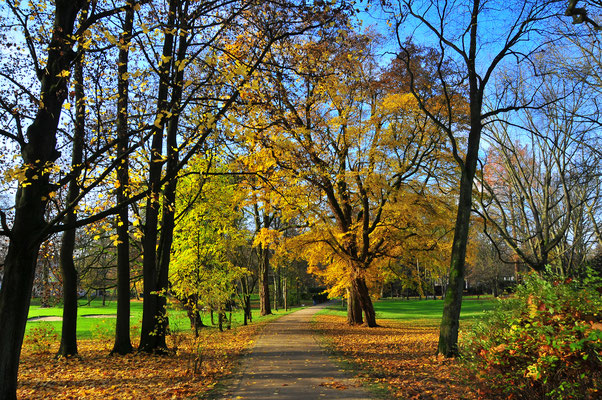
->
[218,303,373,400]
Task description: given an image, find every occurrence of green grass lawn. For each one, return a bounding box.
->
[320,296,497,324]
[26,298,305,341]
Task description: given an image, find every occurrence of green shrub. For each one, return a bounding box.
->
[462,273,602,399]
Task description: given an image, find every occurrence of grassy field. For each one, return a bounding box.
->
[320,296,497,324]
[26,297,303,340]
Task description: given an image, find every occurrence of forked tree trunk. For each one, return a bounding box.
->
[241,278,252,325]
[353,275,377,327]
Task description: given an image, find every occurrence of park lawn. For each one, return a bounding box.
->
[315,298,497,399]
[19,305,302,399]
[320,296,496,323]
[26,299,180,340]
[26,297,298,340]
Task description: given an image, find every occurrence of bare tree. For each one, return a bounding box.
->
[385,0,562,356]
[479,79,601,277]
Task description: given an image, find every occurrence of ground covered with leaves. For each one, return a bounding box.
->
[17,324,261,399]
[315,314,478,400]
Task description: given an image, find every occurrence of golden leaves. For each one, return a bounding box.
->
[18,324,263,400]
[252,227,282,249]
[381,92,418,112]
[103,31,118,46]
[315,314,478,400]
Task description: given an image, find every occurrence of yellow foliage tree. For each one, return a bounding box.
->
[235,27,454,326]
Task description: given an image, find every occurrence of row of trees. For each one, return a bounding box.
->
[0,1,348,398]
[0,0,600,398]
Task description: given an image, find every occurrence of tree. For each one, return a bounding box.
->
[387,0,562,356]
[57,3,90,358]
[548,17,602,248]
[0,1,94,397]
[112,0,136,356]
[252,204,278,316]
[170,155,247,335]
[138,0,181,354]
[467,231,516,297]
[237,28,446,326]
[135,0,348,352]
[0,0,192,393]
[478,79,601,277]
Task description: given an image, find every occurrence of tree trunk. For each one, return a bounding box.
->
[57,0,90,360]
[111,0,135,356]
[273,268,279,311]
[57,60,83,357]
[438,108,482,357]
[41,260,50,308]
[346,286,362,325]
[139,0,177,354]
[58,225,79,358]
[193,311,204,337]
[259,246,272,316]
[246,295,252,323]
[276,266,282,308]
[353,275,377,327]
[284,277,288,311]
[436,0,485,357]
[0,2,84,397]
[139,0,189,352]
[225,301,232,330]
[0,241,42,400]
[241,277,252,325]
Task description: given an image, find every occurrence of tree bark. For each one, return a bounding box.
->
[353,275,377,327]
[438,168,475,356]
[438,74,483,359]
[255,208,272,316]
[346,286,363,325]
[273,267,279,311]
[0,1,84,396]
[240,278,252,325]
[111,0,135,356]
[259,245,272,316]
[283,277,288,311]
[243,295,252,325]
[57,41,85,357]
[139,0,177,354]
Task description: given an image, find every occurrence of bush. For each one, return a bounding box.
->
[462,273,602,399]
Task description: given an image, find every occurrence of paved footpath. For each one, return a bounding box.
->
[218,303,373,399]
